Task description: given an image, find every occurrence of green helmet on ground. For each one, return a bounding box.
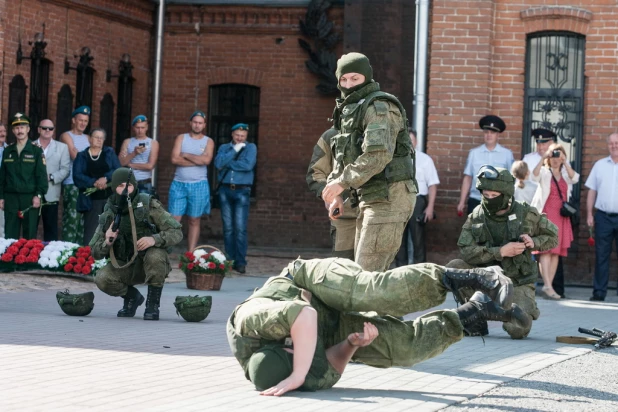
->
[173,295,212,322]
[476,165,515,197]
[56,290,95,316]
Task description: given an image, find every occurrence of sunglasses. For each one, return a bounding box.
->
[40,126,55,131]
[476,164,500,180]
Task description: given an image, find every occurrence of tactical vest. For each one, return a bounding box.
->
[469,202,538,286]
[110,193,157,261]
[333,91,416,202]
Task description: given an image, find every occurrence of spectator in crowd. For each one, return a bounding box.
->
[0,122,7,238]
[306,128,357,260]
[395,129,439,266]
[169,111,214,252]
[457,115,514,215]
[586,132,618,301]
[214,123,257,274]
[73,128,120,245]
[0,113,48,239]
[118,115,159,195]
[35,119,70,241]
[530,143,579,300]
[60,106,91,244]
[511,160,537,205]
[322,52,415,272]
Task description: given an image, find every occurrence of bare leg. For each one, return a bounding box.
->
[187,216,202,251]
[539,253,559,298]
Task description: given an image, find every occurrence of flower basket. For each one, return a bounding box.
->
[186,272,224,291]
[180,245,232,291]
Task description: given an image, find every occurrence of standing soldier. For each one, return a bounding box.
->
[321,52,416,272]
[306,128,358,260]
[0,113,48,239]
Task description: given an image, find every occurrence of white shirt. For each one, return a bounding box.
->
[522,151,542,174]
[464,143,514,200]
[36,138,54,156]
[585,156,618,214]
[514,179,538,205]
[415,151,440,196]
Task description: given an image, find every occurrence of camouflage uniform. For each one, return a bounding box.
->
[227,257,464,391]
[306,128,358,260]
[448,167,558,339]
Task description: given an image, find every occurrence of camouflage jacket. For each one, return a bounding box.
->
[457,201,558,285]
[90,192,183,261]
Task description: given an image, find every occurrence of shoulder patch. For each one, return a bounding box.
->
[373,100,389,116]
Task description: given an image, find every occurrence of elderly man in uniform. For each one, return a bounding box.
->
[448,166,558,339]
[0,113,48,239]
[322,52,416,272]
[457,115,514,215]
[118,115,159,195]
[306,127,358,260]
[228,257,528,396]
[90,168,183,320]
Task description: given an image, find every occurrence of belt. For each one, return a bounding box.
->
[223,183,251,190]
[600,210,618,217]
[137,179,152,185]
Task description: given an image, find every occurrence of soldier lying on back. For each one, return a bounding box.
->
[90,167,183,320]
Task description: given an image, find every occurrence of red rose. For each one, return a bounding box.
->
[178,262,183,268]
[187,263,195,270]
[81,266,92,275]
[77,257,86,265]
[64,263,74,272]
[69,257,78,264]
[19,248,30,256]
[219,263,225,270]
[7,246,19,255]
[17,211,24,219]
[74,264,83,273]
[83,246,91,253]
[27,256,38,263]
[184,251,195,261]
[588,237,595,247]
[1,254,13,262]
[14,255,26,264]
[207,262,216,269]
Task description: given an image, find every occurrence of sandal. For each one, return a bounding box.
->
[541,288,561,300]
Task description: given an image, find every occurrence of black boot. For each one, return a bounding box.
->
[443,265,514,309]
[143,286,163,321]
[117,286,145,318]
[456,292,531,335]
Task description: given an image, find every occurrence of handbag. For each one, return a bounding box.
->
[551,174,577,218]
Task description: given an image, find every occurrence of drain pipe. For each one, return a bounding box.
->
[151,0,166,188]
[413,0,430,152]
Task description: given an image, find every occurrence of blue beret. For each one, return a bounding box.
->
[479,115,506,133]
[132,115,148,126]
[531,128,556,143]
[231,123,249,132]
[72,106,91,117]
[190,111,206,121]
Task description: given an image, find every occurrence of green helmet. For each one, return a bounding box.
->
[247,344,293,390]
[56,290,95,316]
[173,295,212,322]
[475,165,515,197]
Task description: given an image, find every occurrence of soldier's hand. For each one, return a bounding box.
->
[260,373,305,397]
[328,196,344,220]
[322,182,345,204]
[105,222,119,245]
[32,196,41,208]
[0,199,3,210]
[347,322,379,348]
[500,242,526,257]
[519,234,534,248]
[136,236,156,251]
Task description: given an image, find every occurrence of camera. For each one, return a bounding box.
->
[552,149,561,158]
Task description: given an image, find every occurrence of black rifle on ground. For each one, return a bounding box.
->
[578,327,617,349]
[109,168,134,243]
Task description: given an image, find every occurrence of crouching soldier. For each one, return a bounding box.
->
[90,167,183,320]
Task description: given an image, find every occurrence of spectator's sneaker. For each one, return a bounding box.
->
[117,286,145,317]
[443,265,513,309]
[456,292,530,334]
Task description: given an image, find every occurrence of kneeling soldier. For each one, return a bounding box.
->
[90,167,183,320]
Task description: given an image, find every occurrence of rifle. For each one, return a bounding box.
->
[578,327,617,349]
[109,168,133,243]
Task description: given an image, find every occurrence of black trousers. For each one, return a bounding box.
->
[467,197,481,214]
[39,200,59,241]
[552,256,565,297]
[394,195,428,266]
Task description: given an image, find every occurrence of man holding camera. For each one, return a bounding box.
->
[118,115,159,195]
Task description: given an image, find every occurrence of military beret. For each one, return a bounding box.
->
[190,111,206,121]
[231,123,249,132]
[10,112,30,127]
[132,115,148,126]
[479,115,506,133]
[72,106,91,117]
[531,128,556,143]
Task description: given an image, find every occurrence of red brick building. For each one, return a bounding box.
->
[1,0,616,285]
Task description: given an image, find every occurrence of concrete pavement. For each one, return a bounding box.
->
[1,263,617,411]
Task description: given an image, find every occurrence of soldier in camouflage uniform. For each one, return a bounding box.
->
[228,257,530,396]
[306,128,358,260]
[91,167,183,320]
[447,165,558,339]
[322,52,416,272]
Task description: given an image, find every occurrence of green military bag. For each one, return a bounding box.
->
[174,295,212,322]
[56,290,95,316]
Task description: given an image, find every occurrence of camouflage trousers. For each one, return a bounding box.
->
[446,259,539,339]
[355,180,415,271]
[94,247,171,297]
[62,184,83,245]
[330,215,357,260]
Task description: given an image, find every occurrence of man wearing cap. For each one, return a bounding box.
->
[457,115,514,216]
[0,113,48,239]
[118,115,159,195]
[214,123,257,274]
[90,167,183,320]
[60,105,91,244]
[0,122,8,238]
[321,52,416,272]
[169,110,215,252]
[36,119,70,241]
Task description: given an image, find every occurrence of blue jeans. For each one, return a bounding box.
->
[138,182,154,195]
[219,185,251,266]
[592,210,618,298]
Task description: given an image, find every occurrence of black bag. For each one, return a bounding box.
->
[552,174,577,218]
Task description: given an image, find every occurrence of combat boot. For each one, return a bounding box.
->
[143,285,163,321]
[443,265,513,309]
[455,292,531,335]
[117,286,145,318]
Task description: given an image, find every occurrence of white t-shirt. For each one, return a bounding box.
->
[585,156,618,214]
[415,151,440,196]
